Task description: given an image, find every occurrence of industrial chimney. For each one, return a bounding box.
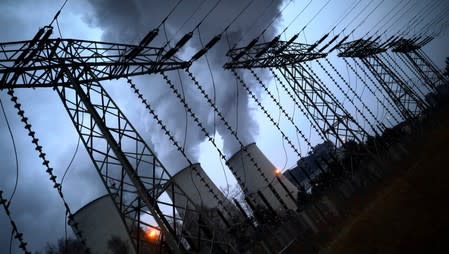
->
[227,143,299,214]
[166,163,241,230]
[71,194,136,254]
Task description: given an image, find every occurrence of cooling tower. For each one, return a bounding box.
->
[227,143,299,213]
[167,163,240,228]
[72,194,135,254]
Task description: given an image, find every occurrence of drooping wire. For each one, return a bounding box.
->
[0,97,19,204]
[269,69,327,143]
[231,69,315,180]
[61,113,84,185]
[197,28,217,138]
[181,70,291,205]
[161,21,189,150]
[350,58,403,123]
[273,74,290,170]
[127,79,236,213]
[6,89,90,252]
[0,190,32,254]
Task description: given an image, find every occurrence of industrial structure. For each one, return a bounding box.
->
[1,0,449,253]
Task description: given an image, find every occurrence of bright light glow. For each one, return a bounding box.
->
[274,167,281,176]
[146,228,160,241]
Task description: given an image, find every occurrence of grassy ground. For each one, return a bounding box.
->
[285,108,449,254]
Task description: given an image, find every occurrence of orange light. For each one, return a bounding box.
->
[275,167,281,176]
[146,228,160,241]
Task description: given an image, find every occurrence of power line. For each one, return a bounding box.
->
[333,0,364,32]
[49,0,69,26]
[171,0,210,40]
[158,0,185,28]
[0,97,19,203]
[280,0,313,36]
[61,113,84,185]
[0,190,32,254]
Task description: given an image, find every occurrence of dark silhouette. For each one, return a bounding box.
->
[445,57,449,77]
[42,238,84,254]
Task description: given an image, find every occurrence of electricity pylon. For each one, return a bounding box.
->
[0,25,233,253]
[337,39,429,121]
[225,39,369,147]
[391,36,448,93]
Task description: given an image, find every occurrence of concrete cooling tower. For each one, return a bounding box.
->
[71,194,135,254]
[227,143,299,213]
[166,163,240,229]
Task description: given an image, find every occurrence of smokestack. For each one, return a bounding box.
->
[227,143,299,213]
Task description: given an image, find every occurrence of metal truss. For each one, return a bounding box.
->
[0,26,190,89]
[338,39,428,121]
[391,37,447,92]
[225,40,366,147]
[281,64,367,146]
[0,26,233,254]
[224,40,326,69]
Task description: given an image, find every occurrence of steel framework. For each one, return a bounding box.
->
[391,37,448,93]
[337,39,428,121]
[0,26,233,253]
[225,40,368,147]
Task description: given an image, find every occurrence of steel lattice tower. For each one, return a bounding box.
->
[337,39,429,121]
[0,26,234,254]
[225,39,368,147]
[391,36,448,93]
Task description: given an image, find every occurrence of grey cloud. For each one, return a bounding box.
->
[84,0,284,160]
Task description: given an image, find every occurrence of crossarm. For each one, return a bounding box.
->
[224,41,326,69]
[0,38,189,88]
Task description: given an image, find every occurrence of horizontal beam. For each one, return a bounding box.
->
[224,40,326,69]
[0,38,190,88]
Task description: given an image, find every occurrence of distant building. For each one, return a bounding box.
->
[284,141,335,191]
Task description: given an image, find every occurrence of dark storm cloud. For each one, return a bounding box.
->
[83,0,285,160]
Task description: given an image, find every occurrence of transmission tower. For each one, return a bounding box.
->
[391,36,448,93]
[224,38,369,148]
[337,38,429,121]
[0,25,234,253]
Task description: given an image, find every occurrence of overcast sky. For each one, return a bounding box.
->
[1,0,448,252]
